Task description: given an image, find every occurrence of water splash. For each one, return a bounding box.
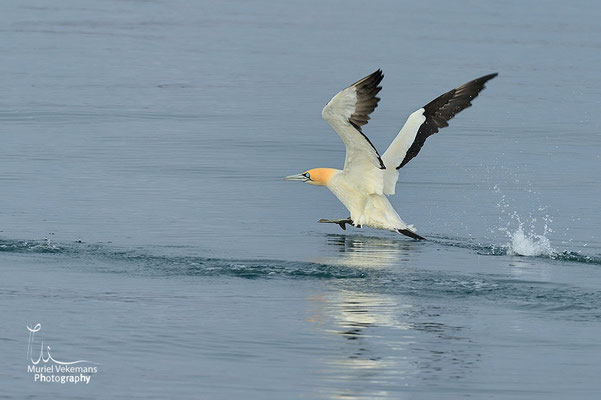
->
[504,221,555,257]
[493,185,557,257]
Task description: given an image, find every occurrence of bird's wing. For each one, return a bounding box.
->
[322,70,386,194]
[381,73,498,194]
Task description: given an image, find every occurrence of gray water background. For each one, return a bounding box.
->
[1,0,601,398]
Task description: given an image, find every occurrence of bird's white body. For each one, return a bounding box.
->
[328,169,413,231]
[323,107,428,233]
[285,70,497,239]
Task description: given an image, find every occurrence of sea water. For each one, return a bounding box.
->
[1,0,601,398]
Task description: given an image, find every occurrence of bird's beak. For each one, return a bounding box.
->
[283,173,309,182]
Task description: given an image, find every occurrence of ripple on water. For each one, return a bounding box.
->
[2,237,601,322]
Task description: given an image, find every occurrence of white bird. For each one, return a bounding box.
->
[284,70,497,240]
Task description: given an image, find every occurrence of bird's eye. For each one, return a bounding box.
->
[303,172,310,179]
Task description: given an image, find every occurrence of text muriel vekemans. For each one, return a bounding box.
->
[28,364,97,384]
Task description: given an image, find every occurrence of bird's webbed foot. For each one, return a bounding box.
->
[318,218,354,230]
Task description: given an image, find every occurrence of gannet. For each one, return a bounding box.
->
[284,70,497,240]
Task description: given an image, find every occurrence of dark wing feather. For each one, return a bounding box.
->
[397,73,498,169]
[349,69,383,130]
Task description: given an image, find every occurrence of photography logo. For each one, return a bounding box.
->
[26,323,100,384]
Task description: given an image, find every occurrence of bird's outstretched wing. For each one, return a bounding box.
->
[322,70,386,169]
[322,69,386,194]
[381,73,498,194]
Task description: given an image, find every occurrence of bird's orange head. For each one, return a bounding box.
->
[283,168,337,186]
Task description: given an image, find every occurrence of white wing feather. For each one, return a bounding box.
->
[381,109,426,195]
[321,71,386,195]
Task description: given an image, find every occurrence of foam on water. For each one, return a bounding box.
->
[0,238,370,279]
[0,237,62,253]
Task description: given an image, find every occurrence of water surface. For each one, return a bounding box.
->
[1,0,600,398]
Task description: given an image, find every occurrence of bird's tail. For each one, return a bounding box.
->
[397,228,426,240]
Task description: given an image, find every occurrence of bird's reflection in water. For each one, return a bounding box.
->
[307,234,478,399]
[316,233,422,269]
[309,290,410,400]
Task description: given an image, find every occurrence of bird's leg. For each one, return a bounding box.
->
[318,218,354,231]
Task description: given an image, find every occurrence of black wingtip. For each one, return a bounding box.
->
[368,69,384,88]
[476,72,498,85]
[351,69,384,89]
[397,229,426,240]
